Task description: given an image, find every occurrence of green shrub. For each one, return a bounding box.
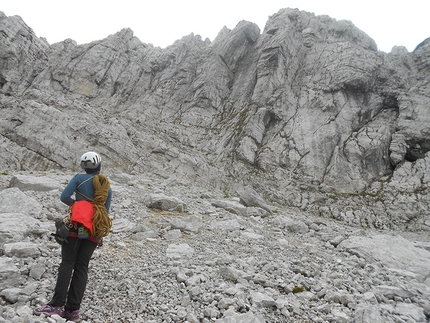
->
[292,286,306,294]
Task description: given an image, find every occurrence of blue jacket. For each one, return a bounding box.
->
[60,173,112,212]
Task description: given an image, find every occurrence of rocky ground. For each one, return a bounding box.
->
[0,170,429,323]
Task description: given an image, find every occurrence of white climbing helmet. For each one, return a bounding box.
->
[80,151,102,170]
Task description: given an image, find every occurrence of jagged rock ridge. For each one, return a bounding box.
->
[0,9,429,230]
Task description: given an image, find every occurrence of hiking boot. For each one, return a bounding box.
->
[62,309,81,322]
[34,304,63,316]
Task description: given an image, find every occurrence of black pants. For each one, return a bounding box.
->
[49,237,97,311]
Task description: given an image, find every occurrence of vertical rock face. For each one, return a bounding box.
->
[0,13,49,93]
[0,9,429,230]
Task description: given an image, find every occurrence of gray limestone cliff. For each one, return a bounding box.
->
[0,9,429,230]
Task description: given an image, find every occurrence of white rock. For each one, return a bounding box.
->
[250,292,276,308]
[3,241,41,258]
[9,175,62,192]
[210,219,241,231]
[144,193,187,212]
[112,218,134,232]
[393,302,427,322]
[338,234,430,281]
[166,243,194,259]
[0,258,24,289]
[214,311,265,323]
[163,229,182,240]
[0,212,42,243]
[0,188,42,217]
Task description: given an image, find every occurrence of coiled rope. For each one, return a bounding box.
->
[91,174,112,240]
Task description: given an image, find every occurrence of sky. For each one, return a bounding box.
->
[2,0,429,53]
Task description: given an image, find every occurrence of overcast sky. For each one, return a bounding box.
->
[2,0,429,53]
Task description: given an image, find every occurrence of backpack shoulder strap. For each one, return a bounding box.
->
[75,176,95,201]
[77,175,95,189]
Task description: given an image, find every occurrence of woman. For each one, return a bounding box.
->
[35,151,113,322]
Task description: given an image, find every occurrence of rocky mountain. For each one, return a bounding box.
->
[0,8,430,321]
[1,9,430,231]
